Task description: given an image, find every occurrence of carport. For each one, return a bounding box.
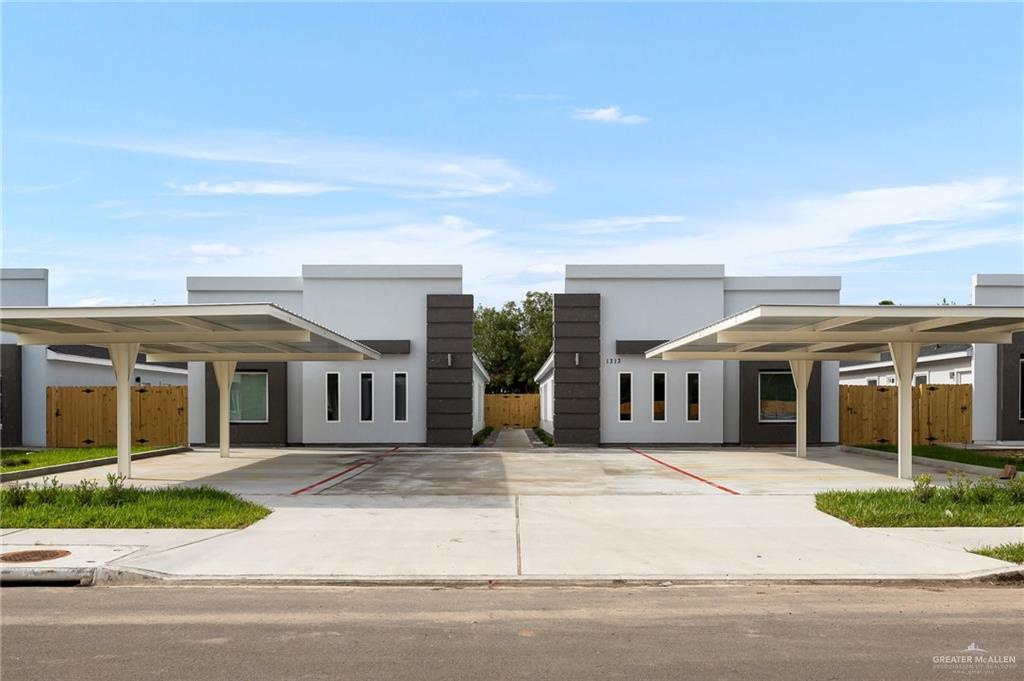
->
[0,303,379,477]
[646,304,1024,478]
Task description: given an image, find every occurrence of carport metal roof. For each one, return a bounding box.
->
[0,303,380,478]
[0,303,380,362]
[646,304,1024,479]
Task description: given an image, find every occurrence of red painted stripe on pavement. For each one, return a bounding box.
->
[628,446,740,495]
[289,447,399,496]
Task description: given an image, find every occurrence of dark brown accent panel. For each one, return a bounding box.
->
[426,294,473,446]
[1,344,23,447]
[356,340,411,355]
[997,332,1024,440]
[553,293,600,445]
[738,361,822,445]
[205,362,287,445]
[615,340,669,355]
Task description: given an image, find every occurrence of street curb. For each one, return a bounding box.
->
[4,564,1021,588]
[0,447,192,482]
[839,445,1006,477]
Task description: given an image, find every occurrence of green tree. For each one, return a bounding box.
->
[473,291,553,393]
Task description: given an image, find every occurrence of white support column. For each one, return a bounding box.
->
[211,360,237,458]
[109,342,140,478]
[889,342,921,479]
[789,359,814,458]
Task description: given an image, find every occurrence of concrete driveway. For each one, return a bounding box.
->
[3,443,1021,582]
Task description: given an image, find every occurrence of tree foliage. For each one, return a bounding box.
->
[473,291,553,393]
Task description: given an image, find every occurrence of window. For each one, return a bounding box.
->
[651,372,666,422]
[230,372,268,423]
[359,372,373,422]
[686,372,700,422]
[866,378,878,387]
[393,372,408,423]
[759,371,796,423]
[913,373,928,386]
[326,372,340,422]
[618,372,632,422]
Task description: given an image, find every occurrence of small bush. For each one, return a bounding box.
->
[533,427,554,447]
[100,473,134,506]
[1005,476,1024,504]
[472,426,494,447]
[3,483,30,508]
[947,471,972,503]
[34,477,62,504]
[71,479,99,505]
[911,474,935,503]
[972,476,999,505]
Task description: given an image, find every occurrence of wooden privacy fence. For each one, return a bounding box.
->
[485,393,540,429]
[839,384,972,446]
[47,386,188,448]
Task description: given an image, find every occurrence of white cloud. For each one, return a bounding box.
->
[548,214,684,235]
[173,180,350,196]
[572,105,648,124]
[64,131,550,198]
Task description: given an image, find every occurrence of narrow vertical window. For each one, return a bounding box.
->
[326,372,340,422]
[360,372,373,422]
[652,372,666,422]
[618,372,632,422]
[686,372,700,422]
[394,372,408,423]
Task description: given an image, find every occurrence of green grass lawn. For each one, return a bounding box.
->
[816,481,1024,527]
[0,446,162,473]
[857,443,1023,470]
[972,542,1024,564]
[1,480,270,529]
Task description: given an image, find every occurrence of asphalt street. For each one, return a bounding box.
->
[1,584,1021,680]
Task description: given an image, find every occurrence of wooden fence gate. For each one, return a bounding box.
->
[46,386,188,448]
[485,393,540,429]
[838,384,972,446]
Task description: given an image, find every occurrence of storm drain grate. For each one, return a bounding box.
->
[0,549,72,563]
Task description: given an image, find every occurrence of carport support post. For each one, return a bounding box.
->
[889,342,921,480]
[212,360,237,458]
[109,342,140,478]
[788,359,813,458]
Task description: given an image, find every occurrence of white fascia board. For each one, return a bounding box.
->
[472,353,490,382]
[533,352,555,383]
[46,349,187,375]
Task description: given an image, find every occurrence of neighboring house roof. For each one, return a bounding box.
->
[48,344,187,369]
[839,343,972,370]
[472,353,490,382]
[533,352,554,383]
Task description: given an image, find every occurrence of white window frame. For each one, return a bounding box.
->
[230,371,269,424]
[866,377,878,387]
[618,371,633,423]
[325,371,341,423]
[359,371,374,423]
[393,371,408,423]
[913,372,928,386]
[758,370,797,424]
[651,371,667,423]
[685,371,701,423]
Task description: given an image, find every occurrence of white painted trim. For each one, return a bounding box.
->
[325,371,341,423]
[618,371,633,423]
[359,371,374,423]
[229,371,269,424]
[532,352,554,383]
[651,371,667,423]
[44,349,187,375]
[685,371,701,423]
[393,371,408,423]
[839,350,972,373]
[758,370,797,424]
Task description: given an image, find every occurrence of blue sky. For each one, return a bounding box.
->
[3,2,1022,308]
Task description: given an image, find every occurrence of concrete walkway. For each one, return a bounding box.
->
[2,446,1021,584]
[494,428,532,450]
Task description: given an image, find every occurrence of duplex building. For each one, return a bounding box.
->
[186,265,487,447]
[536,265,841,446]
[839,344,973,387]
[972,274,1024,443]
[0,269,187,447]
